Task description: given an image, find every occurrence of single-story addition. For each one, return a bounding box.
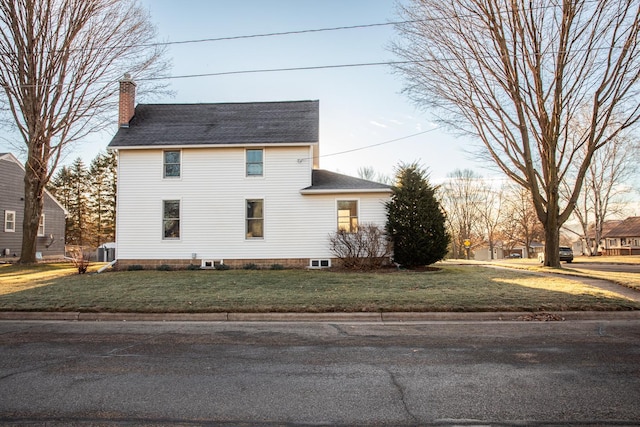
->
[107,77,392,269]
[0,153,66,260]
[600,216,640,256]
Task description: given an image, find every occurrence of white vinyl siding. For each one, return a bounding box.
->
[115,147,389,260]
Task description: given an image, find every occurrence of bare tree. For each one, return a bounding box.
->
[0,0,169,262]
[441,169,484,258]
[565,130,638,255]
[357,166,392,185]
[476,181,505,260]
[393,0,640,267]
[500,184,545,258]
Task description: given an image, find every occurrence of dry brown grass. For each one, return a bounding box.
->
[0,262,637,313]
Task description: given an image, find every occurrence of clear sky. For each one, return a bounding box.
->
[0,1,636,215]
[79,0,489,183]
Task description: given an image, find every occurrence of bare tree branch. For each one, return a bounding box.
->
[393,0,640,266]
[0,0,170,262]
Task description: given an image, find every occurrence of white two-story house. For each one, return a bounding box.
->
[108,76,392,269]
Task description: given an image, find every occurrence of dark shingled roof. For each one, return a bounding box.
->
[301,169,392,193]
[604,217,640,238]
[108,100,319,148]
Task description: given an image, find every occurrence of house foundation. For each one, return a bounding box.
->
[114,258,329,270]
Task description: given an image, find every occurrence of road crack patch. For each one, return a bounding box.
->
[387,369,419,424]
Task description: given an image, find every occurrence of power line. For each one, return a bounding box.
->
[139,61,413,81]
[117,2,578,50]
[146,21,410,48]
[319,127,440,160]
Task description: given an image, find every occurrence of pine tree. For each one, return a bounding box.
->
[386,163,450,268]
[88,151,117,246]
[49,166,73,212]
[66,158,91,246]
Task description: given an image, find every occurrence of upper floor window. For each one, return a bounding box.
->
[164,150,181,178]
[4,210,15,232]
[37,214,45,237]
[337,200,358,233]
[246,199,264,239]
[163,200,180,239]
[246,149,263,176]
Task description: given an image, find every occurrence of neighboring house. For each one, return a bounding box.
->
[601,216,640,255]
[473,241,543,261]
[107,77,392,269]
[473,242,504,261]
[0,153,66,260]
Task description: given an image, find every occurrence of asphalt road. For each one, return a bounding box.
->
[1,319,640,426]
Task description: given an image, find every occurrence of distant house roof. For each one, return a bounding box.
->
[108,100,319,148]
[300,169,392,194]
[604,217,640,238]
[598,220,623,238]
[0,152,68,214]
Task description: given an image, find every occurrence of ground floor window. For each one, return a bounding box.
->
[37,214,45,236]
[4,210,15,232]
[337,200,358,232]
[246,199,264,238]
[163,200,180,239]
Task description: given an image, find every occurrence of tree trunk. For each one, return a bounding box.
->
[19,158,45,263]
[543,214,561,267]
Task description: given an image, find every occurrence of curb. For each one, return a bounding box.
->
[0,310,639,322]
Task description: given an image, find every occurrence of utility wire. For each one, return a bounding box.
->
[318,127,440,160]
[145,21,409,48]
[139,61,413,81]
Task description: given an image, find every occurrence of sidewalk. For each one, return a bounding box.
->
[1,310,639,322]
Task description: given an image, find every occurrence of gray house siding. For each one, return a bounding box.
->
[0,155,66,259]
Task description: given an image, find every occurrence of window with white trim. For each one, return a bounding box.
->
[337,200,358,233]
[246,199,264,239]
[163,150,181,178]
[246,149,263,176]
[37,214,45,237]
[163,200,180,239]
[4,210,15,232]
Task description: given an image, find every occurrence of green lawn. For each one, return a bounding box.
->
[0,262,638,313]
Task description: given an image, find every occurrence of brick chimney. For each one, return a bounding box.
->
[118,73,136,128]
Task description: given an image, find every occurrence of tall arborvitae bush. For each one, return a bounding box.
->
[386,163,450,268]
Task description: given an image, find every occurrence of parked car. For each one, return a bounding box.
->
[559,246,574,263]
[538,246,574,263]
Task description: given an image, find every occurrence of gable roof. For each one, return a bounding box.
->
[0,153,68,214]
[108,100,319,149]
[604,217,640,238]
[301,169,392,194]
